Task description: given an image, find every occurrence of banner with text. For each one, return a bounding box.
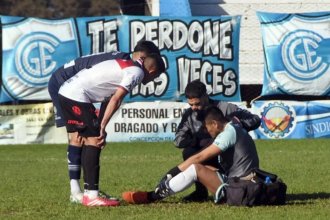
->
[0,102,66,144]
[251,100,330,139]
[0,102,189,144]
[257,11,330,96]
[0,101,249,144]
[0,14,241,103]
[106,101,189,142]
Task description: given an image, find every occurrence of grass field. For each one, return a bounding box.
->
[0,139,330,219]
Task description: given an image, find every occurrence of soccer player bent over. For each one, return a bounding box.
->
[56,53,165,207]
[48,41,161,205]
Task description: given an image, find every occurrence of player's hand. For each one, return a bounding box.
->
[97,128,107,149]
[232,116,242,127]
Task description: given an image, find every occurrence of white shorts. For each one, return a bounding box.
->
[214,171,228,203]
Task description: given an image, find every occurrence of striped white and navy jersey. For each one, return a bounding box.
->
[58,52,144,103]
[52,51,131,86]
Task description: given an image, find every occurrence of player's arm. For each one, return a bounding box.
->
[230,108,261,131]
[178,144,221,170]
[173,110,197,148]
[167,123,236,177]
[222,102,261,131]
[97,87,128,147]
[149,143,221,202]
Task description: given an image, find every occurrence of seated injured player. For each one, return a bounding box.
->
[122,106,259,204]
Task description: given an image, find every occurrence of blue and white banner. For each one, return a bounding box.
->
[251,100,330,139]
[257,11,330,96]
[0,15,241,103]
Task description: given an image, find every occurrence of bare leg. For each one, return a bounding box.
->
[194,164,222,194]
[68,132,83,146]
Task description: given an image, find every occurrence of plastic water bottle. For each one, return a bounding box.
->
[264,176,272,184]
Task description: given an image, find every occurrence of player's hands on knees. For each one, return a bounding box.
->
[97,129,107,149]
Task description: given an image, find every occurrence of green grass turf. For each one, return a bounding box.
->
[0,139,330,219]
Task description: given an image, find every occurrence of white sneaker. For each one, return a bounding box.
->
[70,192,83,204]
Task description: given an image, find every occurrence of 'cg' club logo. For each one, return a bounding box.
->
[2,18,78,101]
[281,30,328,81]
[15,33,59,86]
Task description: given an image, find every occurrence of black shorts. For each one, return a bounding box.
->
[48,72,65,127]
[58,94,100,137]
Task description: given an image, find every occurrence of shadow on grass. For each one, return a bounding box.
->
[286,192,330,204]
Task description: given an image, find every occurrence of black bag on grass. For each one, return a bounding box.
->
[224,168,287,206]
[225,178,263,206]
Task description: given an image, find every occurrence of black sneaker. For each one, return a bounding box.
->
[182,190,209,202]
[98,190,119,201]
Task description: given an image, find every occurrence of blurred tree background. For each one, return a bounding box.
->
[0,0,149,18]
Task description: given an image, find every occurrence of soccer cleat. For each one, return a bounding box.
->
[98,190,119,201]
[122,191,149,204]
[70,192,83,204]
[82,195,120,207]
[155,174,173,199]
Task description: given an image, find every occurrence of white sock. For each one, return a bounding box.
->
[84,190,98,199]
[168,164,197,193]
[70,179,82,194]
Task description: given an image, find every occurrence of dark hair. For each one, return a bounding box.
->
[134,40,160,55]
[185,80,207,99]
[204,106,227,123]
[146,53,166,74]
